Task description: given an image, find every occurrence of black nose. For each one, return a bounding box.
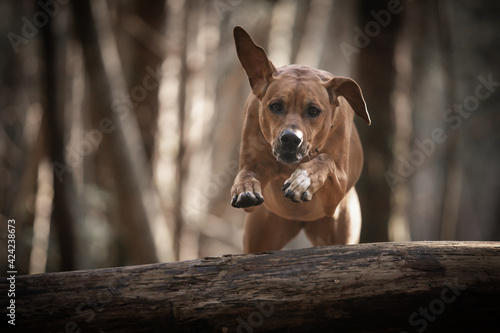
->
[280,129,303,149]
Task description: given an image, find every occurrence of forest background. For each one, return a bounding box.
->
[1,0,499,274]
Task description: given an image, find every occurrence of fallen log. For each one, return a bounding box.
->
[2,241,500,332]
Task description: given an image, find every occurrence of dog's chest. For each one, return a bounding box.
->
[262,179,327,221]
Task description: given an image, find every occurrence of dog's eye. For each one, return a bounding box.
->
[307,106,321,118]
[269,102,284,114]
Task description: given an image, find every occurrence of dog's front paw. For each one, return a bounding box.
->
[282,168,316,203]
[231,179,264,208]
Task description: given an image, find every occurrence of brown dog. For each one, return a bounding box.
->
[230,26,371,253]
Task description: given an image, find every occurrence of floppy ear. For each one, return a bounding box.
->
[233,26,276,99]
[324,77,371,125]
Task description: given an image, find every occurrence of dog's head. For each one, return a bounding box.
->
[234,26,370,165]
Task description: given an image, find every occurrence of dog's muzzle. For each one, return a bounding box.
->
[273,129,308,164]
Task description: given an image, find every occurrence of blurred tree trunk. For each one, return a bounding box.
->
[71,0,173,264]
[117,0,172,261]
[445,1,500,240]
[0,2,39,274]
[294,0,332,69]
[356,0,401,242]
[437,1,460,240]
[41,7,77,271]
[386,1,417,242]
[173,0,189,260]
[320,0,357,77]
[123,0,167,162]
[399,1,459,241]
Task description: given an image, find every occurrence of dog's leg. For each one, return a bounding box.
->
[303,188,361,246]
[243,204,302,253]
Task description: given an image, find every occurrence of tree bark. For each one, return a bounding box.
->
[2,241,499,332]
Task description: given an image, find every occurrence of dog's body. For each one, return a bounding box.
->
[231,27,370,253]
